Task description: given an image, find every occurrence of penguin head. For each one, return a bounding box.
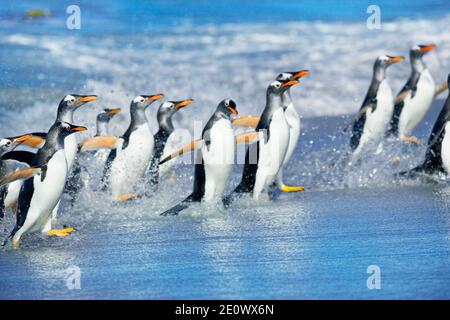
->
[47,121,87,145]
[131,94,164,110]
[276,70,309,82]
[411,44,436,59]
[268,79,299,95]
[58,122,88,137]
[158,99,194,118]
[0,134,33,155]
[375,55,404,70]
[58,94,97,113]
[97,108,121,123]
[217,99,238,119]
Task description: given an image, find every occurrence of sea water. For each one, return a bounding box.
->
[0,0,450,299]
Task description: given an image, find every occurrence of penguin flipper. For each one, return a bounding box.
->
[1,151,36,166]
[160,193,198,216]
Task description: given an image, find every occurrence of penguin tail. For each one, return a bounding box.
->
[1,226,17,247]
[396,164,424,178]
[160,193,198,216]
[160,203,190,216]
[0,186,6,221]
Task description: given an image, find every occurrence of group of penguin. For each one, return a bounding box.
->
[349,44,449,178]
[1,43,450,249]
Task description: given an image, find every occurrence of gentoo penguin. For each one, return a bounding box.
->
[160,99,238,216]
[400,74,450,177]
[108,94,164,201]
[387,44,437,144]
[147,99,193,189]
[223,78,300,207]
[349,55,404,161]
[46,95,96,220]
[96,108,121,136]
[273,70,309,192]
[0,134,33,220]
[1,122,87,249]
[70,108,121,198]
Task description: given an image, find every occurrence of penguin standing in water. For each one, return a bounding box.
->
[273,70,309,192]
[70,108,121,198]
[160,99,238,216]
[349,55,404,162]
[108,94,164,201]
[0,134,33,220]
[387,44,439,144]
[400,74,450,177]
[1,122,87,249]
[223,78,301,207]
[40,95,97,221]
[147,99,193,189]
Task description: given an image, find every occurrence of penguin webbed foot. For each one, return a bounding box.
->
[400,136,421,145]
[281,185,305,193]
[116,194,138,203]
[46,227,76,237]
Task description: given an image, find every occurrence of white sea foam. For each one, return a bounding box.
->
[2,15,449,131]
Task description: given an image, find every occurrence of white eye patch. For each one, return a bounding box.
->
[133,96,144,103]
[0,139,11,146]
[64,94,76,102]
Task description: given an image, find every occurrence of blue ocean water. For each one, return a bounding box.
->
[1,0,450,299]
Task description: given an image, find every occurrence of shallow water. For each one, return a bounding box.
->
[1,185,450,299]
[1,0,450,299]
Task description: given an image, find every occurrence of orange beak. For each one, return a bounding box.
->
[76,95,97,103]
[175,99,194,109]
[70,126,88,132]
[146,93,165,102]
[12,134,33,144]
[292,70,310,79]
[281,80,299,88]
[420,44,436,52]
[105,108,121,116]
[227,106,238,115]
[388,56,405,63]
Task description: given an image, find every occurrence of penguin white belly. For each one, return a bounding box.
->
[398,70,436,138]
[283,104,300,166]
[354,80,393,158]
[202,119,235,202]
[4,180,23,209]
[20,150,68,234]
[110,124,154,197]
[254,109,289,199]
[64,134,78,170]
[441,122,450,175]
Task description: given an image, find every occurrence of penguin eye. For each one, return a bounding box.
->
[225,102,229,107]
[275,83,281,88]
[70,98,76,103]
[5,141,11,146]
